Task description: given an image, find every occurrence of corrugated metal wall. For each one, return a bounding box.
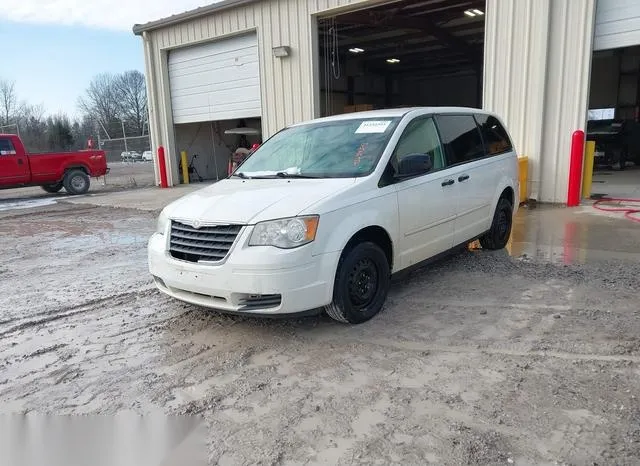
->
[484,0,597,203]
[143,0,384,184]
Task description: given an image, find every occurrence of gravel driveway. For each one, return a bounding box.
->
[0,201,639,465]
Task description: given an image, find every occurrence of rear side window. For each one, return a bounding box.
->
[435,115,485,166]
[0,138,16,155]
[475,114,513,155]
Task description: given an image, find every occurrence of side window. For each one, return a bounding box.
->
[475,114,513,155]
[0,138,16,155]
[391,117,446,173]
[435,114,485,166]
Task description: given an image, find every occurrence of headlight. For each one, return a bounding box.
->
[249,216,319,249]
[156,209,169,234]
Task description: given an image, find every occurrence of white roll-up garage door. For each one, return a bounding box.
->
[168,33,261,124]
[594,0,640,51]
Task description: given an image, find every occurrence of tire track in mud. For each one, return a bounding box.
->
[318,337,640,363]
[0,288,156,337]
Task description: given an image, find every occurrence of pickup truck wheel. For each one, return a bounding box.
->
[480,198,513,250]
[63,170,90,195]
[41,182,63,193]
[325,242,390,324]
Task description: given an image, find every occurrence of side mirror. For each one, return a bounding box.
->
[396,153,433,178]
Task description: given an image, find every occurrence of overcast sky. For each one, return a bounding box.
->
[0,0,217,117]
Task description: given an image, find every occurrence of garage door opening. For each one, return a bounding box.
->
[317,0,486,117]
[173,119,262,182]
[587,46,640,199]
[168,32,262,183]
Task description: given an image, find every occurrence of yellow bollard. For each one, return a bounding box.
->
[180,151,189,184]
[582,141,595,199]
[517,156,528,204]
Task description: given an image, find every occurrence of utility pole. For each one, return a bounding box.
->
[121,120,128,153]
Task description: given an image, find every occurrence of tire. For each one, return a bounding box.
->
[480,198,513,250]
[41,182,63,193]
[324,241,391,324]
[63,169,90,195]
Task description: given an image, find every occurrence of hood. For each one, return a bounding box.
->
[164,178,356,224]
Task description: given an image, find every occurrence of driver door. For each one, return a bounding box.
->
[391,116,457,269]
[0,137,30,185]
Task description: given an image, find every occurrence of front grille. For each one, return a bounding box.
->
[238,294,282,311]
[169,221,242,263]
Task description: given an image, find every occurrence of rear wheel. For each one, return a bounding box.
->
[480,198,513,250]
[63,169,90,195]
[41,182,63,193]
[324,242,390,324]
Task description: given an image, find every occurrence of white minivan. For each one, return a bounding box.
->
[149,107,519,324]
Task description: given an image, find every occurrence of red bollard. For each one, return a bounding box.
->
[567,130,585,207]
[157,146,169,188]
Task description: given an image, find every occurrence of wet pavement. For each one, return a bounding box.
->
[0,195,639,465]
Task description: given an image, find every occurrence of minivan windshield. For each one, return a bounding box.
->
[234,117,401,178]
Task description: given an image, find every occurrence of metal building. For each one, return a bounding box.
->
[133,0,640,203]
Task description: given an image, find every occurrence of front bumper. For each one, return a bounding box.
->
[148,232,340,315]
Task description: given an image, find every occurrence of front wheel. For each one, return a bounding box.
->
[41,182,63,193]
[63,169,90,195]
[324,242,390,324]
[480,198,513,250]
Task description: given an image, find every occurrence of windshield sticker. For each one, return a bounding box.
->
[355,121,392,134]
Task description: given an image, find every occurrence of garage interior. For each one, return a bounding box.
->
[169,33,263,183]
[588,45,640,199]
[317,0,486,117]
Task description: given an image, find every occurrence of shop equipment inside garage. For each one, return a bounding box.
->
[588,46,640,200]
[317,0,486,117]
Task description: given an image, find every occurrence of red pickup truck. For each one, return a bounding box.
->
[0,133,108,195]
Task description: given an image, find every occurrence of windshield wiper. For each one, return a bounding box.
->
[275,172,318,179]
[231,172,250,179]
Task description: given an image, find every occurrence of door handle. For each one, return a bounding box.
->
[17,159,23,165]
[458,175,469,182]
[441,179,455,187]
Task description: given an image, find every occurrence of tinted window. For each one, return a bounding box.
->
[0,138,16,155]
[475,114,513,155]
[435,115,485,165]
[392,117,446,173]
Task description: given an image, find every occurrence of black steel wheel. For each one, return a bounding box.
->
[325,242,390,324]
[480,198,513,250]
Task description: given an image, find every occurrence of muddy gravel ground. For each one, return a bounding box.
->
[1,201,639,465]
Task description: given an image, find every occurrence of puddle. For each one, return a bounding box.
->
[0,198,58,212]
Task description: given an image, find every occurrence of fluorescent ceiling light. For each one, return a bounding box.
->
[386,58,400,64]
[464,10,476,17]
[349,47,365,53]
[473,9,484,15]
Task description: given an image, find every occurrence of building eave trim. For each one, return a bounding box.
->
[132,0,259,35]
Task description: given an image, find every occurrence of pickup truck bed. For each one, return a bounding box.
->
[0,133,108,195]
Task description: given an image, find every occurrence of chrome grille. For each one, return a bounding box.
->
[169,221,242,263]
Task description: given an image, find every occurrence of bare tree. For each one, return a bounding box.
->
[116,70,147,136]
[71,115,97,150]
[78,73,121,138]
[17,103,47,151]
[0,79,18,126]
